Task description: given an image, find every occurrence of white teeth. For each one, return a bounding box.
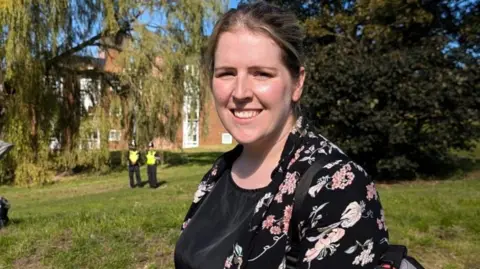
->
[233,110,260,119]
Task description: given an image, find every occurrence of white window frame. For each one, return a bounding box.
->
[182,95,200,148]
[222,133,233,144]
[182,65,200,149]
[108,129,121,142]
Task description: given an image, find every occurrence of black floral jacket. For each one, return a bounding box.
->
[181,117,389,269]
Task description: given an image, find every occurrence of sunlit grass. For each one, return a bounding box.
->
[0,146,479,269]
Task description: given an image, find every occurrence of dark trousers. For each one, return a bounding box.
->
[147,165,158,188]
[128,164,142,187]
[0,208,8,228]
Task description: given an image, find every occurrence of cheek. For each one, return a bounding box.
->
[256,80,292,106]
[212,80,231,105]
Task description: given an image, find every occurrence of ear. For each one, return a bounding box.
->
[292,67,305,102]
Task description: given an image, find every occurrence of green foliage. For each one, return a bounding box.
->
[253,0,480,179]
[13,163,55,186]
[0,0,225,185]
[304,38,479,179]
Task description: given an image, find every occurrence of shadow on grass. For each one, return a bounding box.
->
[71,147,480,182]
[48,150,225,182]
[107,150,225,169]
[163,151,225,168]
[3,217,24,227]
[376,156,480,183]
[134,180,167,189]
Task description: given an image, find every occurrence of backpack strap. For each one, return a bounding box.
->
[291,159,326,244]
[378,245,407,268]
[286,158,327,268]
[376,245,426,269]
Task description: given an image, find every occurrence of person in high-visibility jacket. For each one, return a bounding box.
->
[146,141,160,188]
[127,140,142,188]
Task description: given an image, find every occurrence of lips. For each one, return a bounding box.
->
[231,109,262,119]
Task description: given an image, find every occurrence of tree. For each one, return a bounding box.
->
[0,0,226,185]
[245,0,480,179]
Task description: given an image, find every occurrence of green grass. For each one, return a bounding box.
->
[0,148,479,269]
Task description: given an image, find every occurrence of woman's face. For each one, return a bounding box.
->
[212,28,304,147]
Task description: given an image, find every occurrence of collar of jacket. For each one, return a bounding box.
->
[204,116,309,186]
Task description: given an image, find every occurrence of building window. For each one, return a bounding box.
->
[79,129,100,150]
[109,130,121,142]
[222,133,233,144]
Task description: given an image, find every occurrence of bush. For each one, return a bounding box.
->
[303,39,479,179]
[14,162,55,186]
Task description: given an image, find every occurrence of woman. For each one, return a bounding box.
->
[175,2,389,269]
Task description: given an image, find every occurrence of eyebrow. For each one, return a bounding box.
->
[214,66,278,72]
[214,66,235,72]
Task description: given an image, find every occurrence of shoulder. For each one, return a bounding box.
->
[291,129,351,169]
[295,131,372,198]
[310,159,371,196]
[296,134,385,231]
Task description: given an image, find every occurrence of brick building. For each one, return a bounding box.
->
[99,38,233,150]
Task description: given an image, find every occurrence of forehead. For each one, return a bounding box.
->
[214,28,283,67]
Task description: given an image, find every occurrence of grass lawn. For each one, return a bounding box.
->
[0,148,479,269]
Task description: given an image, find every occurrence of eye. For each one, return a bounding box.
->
[215,71,235,78]
[253,71,273,79]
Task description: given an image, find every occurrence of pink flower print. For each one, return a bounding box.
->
[283,172,298,194]
[331,164,355,190]
[377,209,387,231]
[303,228,346,262]
[288,159,295,170]
[225,256,233,268]
[326,228,346,243]
[377,218,384,230]
[366,183,378,201]
[182,218,191,229]
[270,226,282,235]
[279,183,287,194]
[284,205,293,222]
[283,220,290,234]
[283,205,293,233]
[288,146,304,169]
[212,167,217,176]
[274,192,283,203]
[262,215,275,229]
[331,171,345,189]
[304,247,321,262]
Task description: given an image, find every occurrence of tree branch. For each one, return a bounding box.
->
[92,42,123,52]
[47,32,105,68]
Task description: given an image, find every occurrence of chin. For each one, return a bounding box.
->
[227,126,266,147]
[231,135,259,146]
[218,110,280,147]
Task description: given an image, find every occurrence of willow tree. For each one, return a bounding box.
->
[0,0,226,185]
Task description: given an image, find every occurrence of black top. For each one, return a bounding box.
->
[174,169,268,269]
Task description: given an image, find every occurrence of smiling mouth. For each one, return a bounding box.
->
[230,109,262,119]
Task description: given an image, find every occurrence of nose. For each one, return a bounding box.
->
[232,73,253,101]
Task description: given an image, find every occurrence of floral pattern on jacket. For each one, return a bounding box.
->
[181,117,389,269]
